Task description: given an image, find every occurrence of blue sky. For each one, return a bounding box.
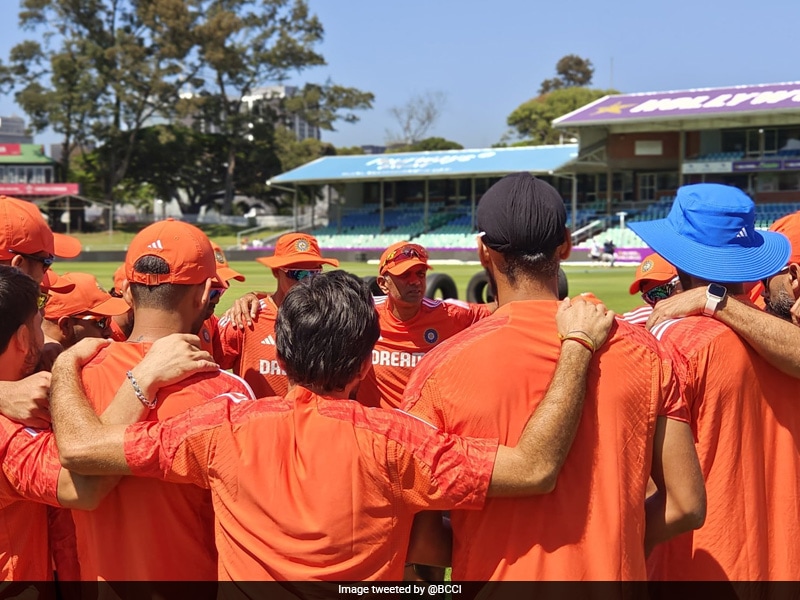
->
[1,0,799,150]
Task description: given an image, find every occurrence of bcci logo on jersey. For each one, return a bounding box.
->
[424,329,439,344]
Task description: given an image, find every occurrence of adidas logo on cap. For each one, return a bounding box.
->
[147,240,164,249]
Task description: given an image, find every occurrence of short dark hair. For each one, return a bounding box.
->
[499,251,560,285]
[129,255,194,309]
[0,265,39,354]
[276,270,379,393]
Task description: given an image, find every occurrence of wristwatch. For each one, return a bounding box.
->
[703,283,727,317]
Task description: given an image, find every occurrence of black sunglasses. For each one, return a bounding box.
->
[10,250,55,267]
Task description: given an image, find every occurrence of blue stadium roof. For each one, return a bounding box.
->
[269,144,578,185]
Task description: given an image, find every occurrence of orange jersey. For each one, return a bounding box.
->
[123,386,498,581]
[356,298,491,409]
[75,341,256,581]
[402,300,685,581]
[217,297,287,398]
[648,314,800,580]
[0,419,63,581]
[108,319,127,342]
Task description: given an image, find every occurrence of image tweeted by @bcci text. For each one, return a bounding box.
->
[339,583,462,597]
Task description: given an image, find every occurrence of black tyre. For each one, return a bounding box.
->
[425,273,458,300]
[557,267,569,300]
[466,271,495,304]
[362,275,384,297]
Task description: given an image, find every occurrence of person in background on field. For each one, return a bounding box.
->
[216,232,338,398]
[622,253,681,327]
[629,183,800,580]
[402,172,705,582]
[355,241,492,410]
[108,265,134,342]
[41,272,130,349]
[601,238,616,266]
[196,241,245,361]
[48,269,616,582]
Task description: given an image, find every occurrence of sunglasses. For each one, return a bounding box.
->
[380,244,428,272]
[761,266,790,289]
[209,288,224,302]
[281,268,322,281]
[641,278,679,307]
[37,292,50,310]
[77,315,109,329]
[11,250,55,269]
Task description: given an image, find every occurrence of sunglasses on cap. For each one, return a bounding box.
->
[76,315,110,329]
[209,288,224,302]
[11,250,55,270]
[281,268,322,282]
[761,265,790,290]
[37,292,50,310]
[641,277,679,307]
[380,244,428,272]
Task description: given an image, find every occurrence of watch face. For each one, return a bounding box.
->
[708,283,727,298]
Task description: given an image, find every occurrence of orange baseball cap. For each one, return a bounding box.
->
[125,219,216,286]
[379,241,431,276]
[256,233,339,270]
[44,272,130,320]
[769,211,800,266]
[42,270,76,293]
[628,253,678,295]
[0,196,81,260]
[211,242,245,287]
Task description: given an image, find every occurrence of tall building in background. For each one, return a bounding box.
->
[242,85,321,141]
[0,116,33,144]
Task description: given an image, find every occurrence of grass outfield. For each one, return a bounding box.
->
[59,262,642,315]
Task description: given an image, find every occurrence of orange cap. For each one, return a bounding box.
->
[44,272,131,319]
[256,233,339,270]
[769,211,800,266]
[41,270,77,293]
[124,219,216,286]
[211,242,245,287]
[0,196,81,260]
[112,264,126,293]
[628,253,678,295]
[379,241,431,276]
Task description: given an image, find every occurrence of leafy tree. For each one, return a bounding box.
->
[4,0,203,201]
[539,54,595,94]
[507,87,616,145]
[387,91,447,145]
[390,137,463,153]
[193,0,373,214]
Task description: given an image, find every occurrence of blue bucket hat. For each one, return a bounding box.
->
[628,184,790,283]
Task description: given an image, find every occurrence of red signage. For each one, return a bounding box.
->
[0,183,80,196]
[0,144,22,156]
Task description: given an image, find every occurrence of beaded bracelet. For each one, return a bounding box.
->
[126,370,157,409]
[558,330,596,354]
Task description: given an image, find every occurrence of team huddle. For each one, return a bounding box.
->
[0,173,799,590]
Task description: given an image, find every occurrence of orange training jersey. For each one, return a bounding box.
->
[123,386,498,581]
[647,314,800,580]
[356,298,490,409]
[0,418,63,581]
[74,341,256,581]
[402,300,684,581]
[217,296,287,398]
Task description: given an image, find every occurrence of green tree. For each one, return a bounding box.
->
[539,54,595,94]
[194,0,373,214]
[389,137,464,153]
[506,87,616,145]
[4,0,203,200]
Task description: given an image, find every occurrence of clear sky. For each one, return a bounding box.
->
[1,0,799,150]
